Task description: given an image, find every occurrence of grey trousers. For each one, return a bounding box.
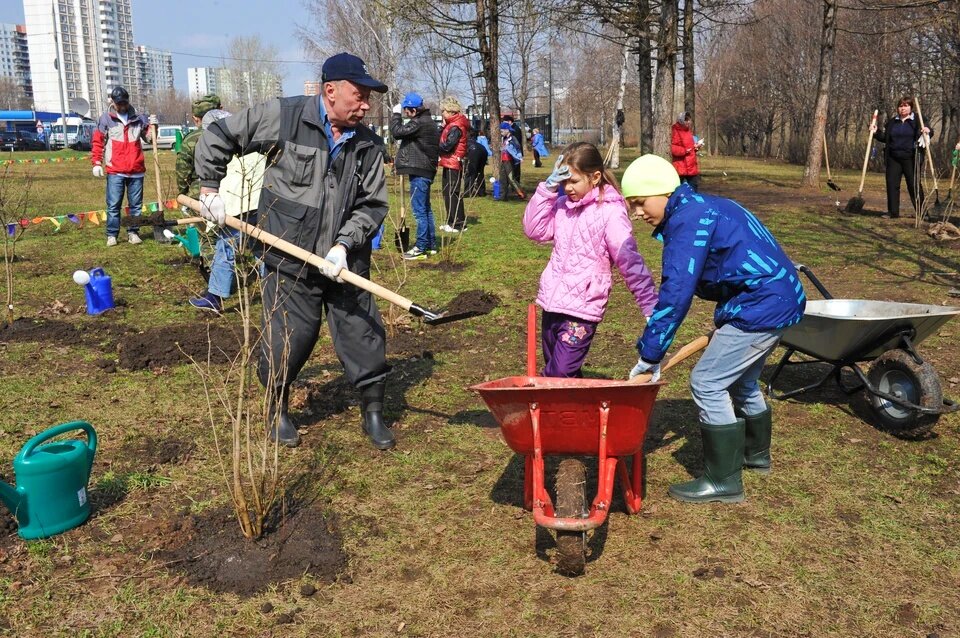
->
[257,268,389,391]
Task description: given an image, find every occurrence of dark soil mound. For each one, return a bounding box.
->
[159,505,346,596]
[0,318,125,349]
[118,324,243,371]
[116,435,195,469]
[443,289,501,317]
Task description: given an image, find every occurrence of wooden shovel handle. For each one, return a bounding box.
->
[398,174,406,224]
[627,334,710,384]
[858,110,878,194]
[822,135,833,179]
[913,96,938,189]
[151,123,164,206]
[177,194,417,312]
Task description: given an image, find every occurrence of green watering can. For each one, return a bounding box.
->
[0,421,97,540]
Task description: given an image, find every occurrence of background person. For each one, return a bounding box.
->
[389,92,440,260]
[464,128,489,197]
[91,86,157,247]
[437,97,469,233]
[523,143,657,378]
[530,128,549,168]
[671,111,703,192]
[194,52,393,451]
[497,122,524,200]
[871,96,933,218]
[622,154,805,505]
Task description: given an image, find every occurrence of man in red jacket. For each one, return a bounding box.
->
[91,86,157,246]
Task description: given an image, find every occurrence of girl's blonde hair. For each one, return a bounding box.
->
[560,142,620,202]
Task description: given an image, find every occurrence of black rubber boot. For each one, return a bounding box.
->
[668,419,745,504]
[360,381,395,451]
[153,225,171,244]
[741,405,772,474]
[267,385,300,448]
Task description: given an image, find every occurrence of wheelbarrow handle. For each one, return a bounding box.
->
[627,334,711,384]
[176,194,418,314]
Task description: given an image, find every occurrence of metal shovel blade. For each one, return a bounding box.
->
[408,303,488,325]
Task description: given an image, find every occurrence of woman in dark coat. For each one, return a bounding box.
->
[870,96,933,218]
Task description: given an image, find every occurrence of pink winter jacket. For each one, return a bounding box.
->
[523,183,658,323]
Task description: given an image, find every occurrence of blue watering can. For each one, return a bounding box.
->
[0,421,97,540]
[83,267,115,315]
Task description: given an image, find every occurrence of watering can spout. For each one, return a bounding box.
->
[0,479,22,515]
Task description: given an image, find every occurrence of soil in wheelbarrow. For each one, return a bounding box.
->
[154,503,346,596]
[118,324,243,371]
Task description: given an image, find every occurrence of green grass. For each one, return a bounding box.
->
[0,151,958,636]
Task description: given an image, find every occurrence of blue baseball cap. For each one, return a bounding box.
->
[401,92,424,109]
[321,52,388,93]
[500,122,512,130]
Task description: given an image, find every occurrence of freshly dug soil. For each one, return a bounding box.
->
[0,318,125,349]
[442,289,501,317]
[118,324,243,371]
[116,435,195,469]
[159,505,346,596]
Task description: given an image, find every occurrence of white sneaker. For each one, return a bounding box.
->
[106,236,117,247]
[127,232,142,245]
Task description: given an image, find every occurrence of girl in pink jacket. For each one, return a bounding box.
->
[523,142,658,377]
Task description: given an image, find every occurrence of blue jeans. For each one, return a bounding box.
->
[408,176,435,251]
[207,226,242,298]
[105,174,143,237]
[689,323,782,425]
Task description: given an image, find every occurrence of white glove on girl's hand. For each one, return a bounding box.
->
[629,359,661,382]
[320,245,348,282]
[544,155,571,191]
[92,165,104,178]
[199,192,226,225]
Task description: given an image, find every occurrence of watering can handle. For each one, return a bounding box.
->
[20,421,97,471]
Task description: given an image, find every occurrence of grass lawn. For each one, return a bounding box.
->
[0,148,957,637]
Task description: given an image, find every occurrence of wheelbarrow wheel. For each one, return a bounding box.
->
[866,349,942,438]
[555,458,587,576]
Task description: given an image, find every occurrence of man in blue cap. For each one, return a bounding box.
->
[194,52,396,451]
[389,92,440,260]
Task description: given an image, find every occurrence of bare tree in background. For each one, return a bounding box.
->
[0,78,30,110]
[652,0,678,156]
[502,0,553,141]
[0,167,32,327]
[222,36,285,109]
[801,0,838,188]
[142,88,192,126]
[416,30,463,104]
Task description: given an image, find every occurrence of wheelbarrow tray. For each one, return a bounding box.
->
[781,299,960,362]
[471,376,662,456]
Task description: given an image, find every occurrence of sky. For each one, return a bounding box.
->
[0,0,320,97]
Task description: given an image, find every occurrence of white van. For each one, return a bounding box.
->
[153,125,184,150]
[50,117,95,149]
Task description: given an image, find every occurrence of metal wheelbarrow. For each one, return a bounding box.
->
[766,265,960,437]
[471,305,663,576]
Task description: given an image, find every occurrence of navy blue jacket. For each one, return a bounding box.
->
[638,184,806,363]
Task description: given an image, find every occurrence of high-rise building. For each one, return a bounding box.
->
[304,81,320,96]
[0,24,32,103]
[136,45,173,98]
[23,0,138,118]
[189,66,282,107]
[187,66,220,100]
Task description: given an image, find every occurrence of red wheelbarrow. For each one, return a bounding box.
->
[471,306,707,575]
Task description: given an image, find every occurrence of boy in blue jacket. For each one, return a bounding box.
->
[622,154,805,504]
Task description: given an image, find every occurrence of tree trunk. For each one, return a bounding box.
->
[682,0,695,122]
[637,0,654,153]
[477,0,502,177]
[802,0,838,187]
[609,42,629,168]
[653,0,678,157]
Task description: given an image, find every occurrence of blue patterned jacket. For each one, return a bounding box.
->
[638,183,806,363]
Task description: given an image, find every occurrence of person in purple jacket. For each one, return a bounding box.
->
[523,142,658,378]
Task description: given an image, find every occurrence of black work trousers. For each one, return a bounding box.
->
[442,167,465,229]
[257,267,389,391]
[885,152,924,217]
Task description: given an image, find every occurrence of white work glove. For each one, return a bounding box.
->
[629,359,661,382]
[392,103,402,115]
[148,114,158,126]
[320,244,348,282]
[92,165,104,178]
[544,155,571,191]
[199,192,226,226]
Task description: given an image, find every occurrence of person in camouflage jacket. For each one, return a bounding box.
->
[176,94,221,198]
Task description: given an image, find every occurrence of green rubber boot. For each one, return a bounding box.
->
[741,405,772,474]
[669,419,745,504]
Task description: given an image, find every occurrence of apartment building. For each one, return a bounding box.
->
[0,23,32,101]
[136,44,173,98]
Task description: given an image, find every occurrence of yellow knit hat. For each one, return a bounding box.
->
[621,154,681,198]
